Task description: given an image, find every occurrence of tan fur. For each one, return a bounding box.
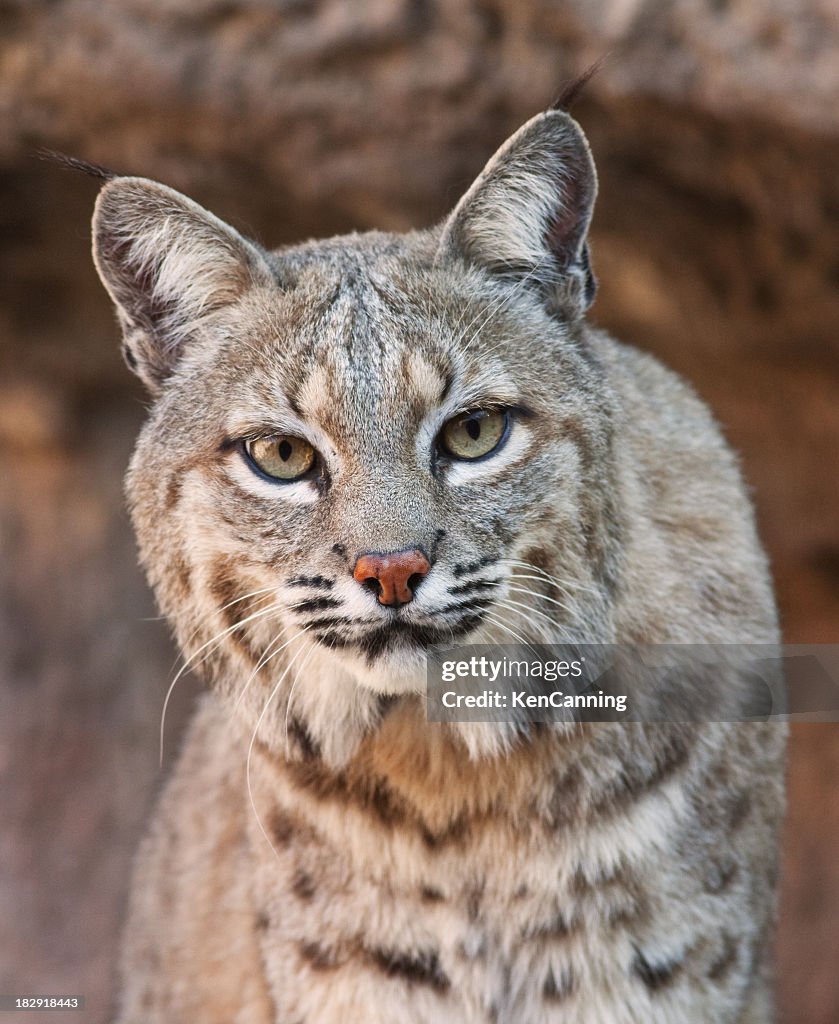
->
[93,109,786,1022]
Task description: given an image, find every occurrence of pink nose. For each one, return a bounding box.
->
[353,548,431,607]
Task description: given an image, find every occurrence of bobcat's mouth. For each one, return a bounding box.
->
[312,612,488,663]
[287,573,497,663]
[360,614,488,663]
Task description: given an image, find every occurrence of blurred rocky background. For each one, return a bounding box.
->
[0,0,837,1020]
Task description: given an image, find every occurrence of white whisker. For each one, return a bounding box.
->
[506,583,576,617]
[178,584,278,652]
[233,627,306,711]
[476,579,574,629]
[159,598,282,765]
[499,559,600,597]
[482,610,543,660]
[246,635,315,863]
[492,597,559,642]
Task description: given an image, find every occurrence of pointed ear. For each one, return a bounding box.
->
[438,110,598,316]
[92,177,273,393]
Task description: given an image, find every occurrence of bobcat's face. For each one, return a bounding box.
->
[130,241,612,695]
[94,109,616,747]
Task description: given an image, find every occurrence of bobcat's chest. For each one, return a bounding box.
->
[247,722,689,1024]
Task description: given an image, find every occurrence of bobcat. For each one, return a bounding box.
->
[92,103,786,1023]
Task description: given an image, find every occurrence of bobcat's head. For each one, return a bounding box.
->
[93,109,620,761]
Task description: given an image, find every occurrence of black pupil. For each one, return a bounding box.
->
[278,439,293,462]
[465,416,482,441]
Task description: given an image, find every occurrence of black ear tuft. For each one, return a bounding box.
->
[551,56,610,112]
[38,148,118,181]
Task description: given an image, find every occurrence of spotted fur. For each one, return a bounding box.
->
[93,108,786,1022]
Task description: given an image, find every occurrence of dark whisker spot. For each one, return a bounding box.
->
[448,578,501,597]
[448,612,489,636]
[303,615,360,629]
[434,597,495,616]
[452,555,499,579]
[287,575,335,590]
[292,597,342,613]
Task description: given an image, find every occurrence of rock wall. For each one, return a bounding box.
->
[1,2,837,1020]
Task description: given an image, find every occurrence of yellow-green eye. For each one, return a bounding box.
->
[244,435,316,481]
[439,409,509,461]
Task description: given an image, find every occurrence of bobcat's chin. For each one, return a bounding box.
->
[330,631,431,696]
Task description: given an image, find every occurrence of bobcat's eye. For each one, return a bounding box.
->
[439,409,510,461]
[243,435,316,481]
